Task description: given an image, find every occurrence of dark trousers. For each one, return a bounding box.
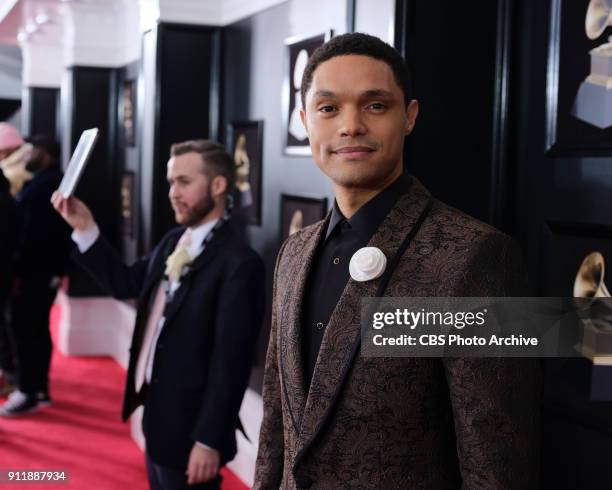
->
[145,452,222,490]
[11,279,57,395]
[0,297,16,374]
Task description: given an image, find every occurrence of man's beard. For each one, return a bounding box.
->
[180,187,216,227]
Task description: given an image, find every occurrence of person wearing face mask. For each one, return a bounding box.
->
[0,123,32,197]
[0,135,72,417]
[0,124,30,397]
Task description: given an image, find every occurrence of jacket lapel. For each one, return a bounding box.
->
[278,215,330,436]
[126,230,182,415]
[140,230,183,301]
[293,180,432,468]
[162,235,222,326]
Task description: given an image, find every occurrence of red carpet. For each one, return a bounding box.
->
[0,305,248,490]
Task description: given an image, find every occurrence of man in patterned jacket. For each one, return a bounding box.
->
[254,33,540,489]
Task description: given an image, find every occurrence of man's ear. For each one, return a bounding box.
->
[211,175,228,198]
[300,108,308,135]
[404,99,419,135]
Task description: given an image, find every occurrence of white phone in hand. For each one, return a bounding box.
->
[58,128,99,198]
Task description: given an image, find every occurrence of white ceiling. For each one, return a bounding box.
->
[0,0,289,47]
[0,0,65,47]
[0,0,287,82]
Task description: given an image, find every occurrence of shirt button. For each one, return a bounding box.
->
[316,322,324,330]
[333,257,341,265]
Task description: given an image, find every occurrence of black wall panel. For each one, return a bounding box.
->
[149,23,221,245]
[22,87,59,139]
[509,1,612,485]
[0,98,21,123]
[64,66,121,296]
[396,0,612,487]
[397,0,505,226]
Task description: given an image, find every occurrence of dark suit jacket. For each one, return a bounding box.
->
[14,165,72,281]
[74,223,265,470]
[254,178,540,489]
[0,174,16,299]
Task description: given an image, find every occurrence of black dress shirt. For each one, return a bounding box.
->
[301,173,412,387]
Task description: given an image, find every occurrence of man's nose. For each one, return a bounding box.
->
[168,184,178,199]
[338,107,367,137]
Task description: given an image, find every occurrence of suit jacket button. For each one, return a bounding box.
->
[157,343,164,349]
[153,378,159,383]
[296,475,313,488]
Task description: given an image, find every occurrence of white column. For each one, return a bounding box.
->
[18,0,141,82]
[61,0,141,68]
[21,40,63,88]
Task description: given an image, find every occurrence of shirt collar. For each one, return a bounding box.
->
[325,172,411,242]
[185,218,219,259]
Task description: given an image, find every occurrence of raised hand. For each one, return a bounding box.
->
[51,190,96,232]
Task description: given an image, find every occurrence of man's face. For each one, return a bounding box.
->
[167,152,215,227]
[301,54,418,189]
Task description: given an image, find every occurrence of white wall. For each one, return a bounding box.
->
[355,0,395,44]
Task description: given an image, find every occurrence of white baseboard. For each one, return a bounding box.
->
[56,291,135,369]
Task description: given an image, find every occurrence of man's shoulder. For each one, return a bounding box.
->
[211,226,264,271]
[227,238,264,267]
[428,199,528,294]
[429,198,512,248]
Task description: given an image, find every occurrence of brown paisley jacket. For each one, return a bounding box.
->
[254,178,540,490]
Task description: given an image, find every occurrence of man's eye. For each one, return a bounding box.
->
[318,105,336,113]
[368,103,387,111]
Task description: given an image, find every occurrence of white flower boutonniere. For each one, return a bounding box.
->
[165,247,192,283]
[349,247,387,282]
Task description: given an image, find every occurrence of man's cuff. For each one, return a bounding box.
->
[196,441,216,452]
[71,224,100,253]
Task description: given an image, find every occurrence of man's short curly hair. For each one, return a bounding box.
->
[300,32,412,109]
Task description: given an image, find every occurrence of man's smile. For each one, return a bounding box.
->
[332,145,376,158]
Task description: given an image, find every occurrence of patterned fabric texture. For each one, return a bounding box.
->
[254,178,540,490]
